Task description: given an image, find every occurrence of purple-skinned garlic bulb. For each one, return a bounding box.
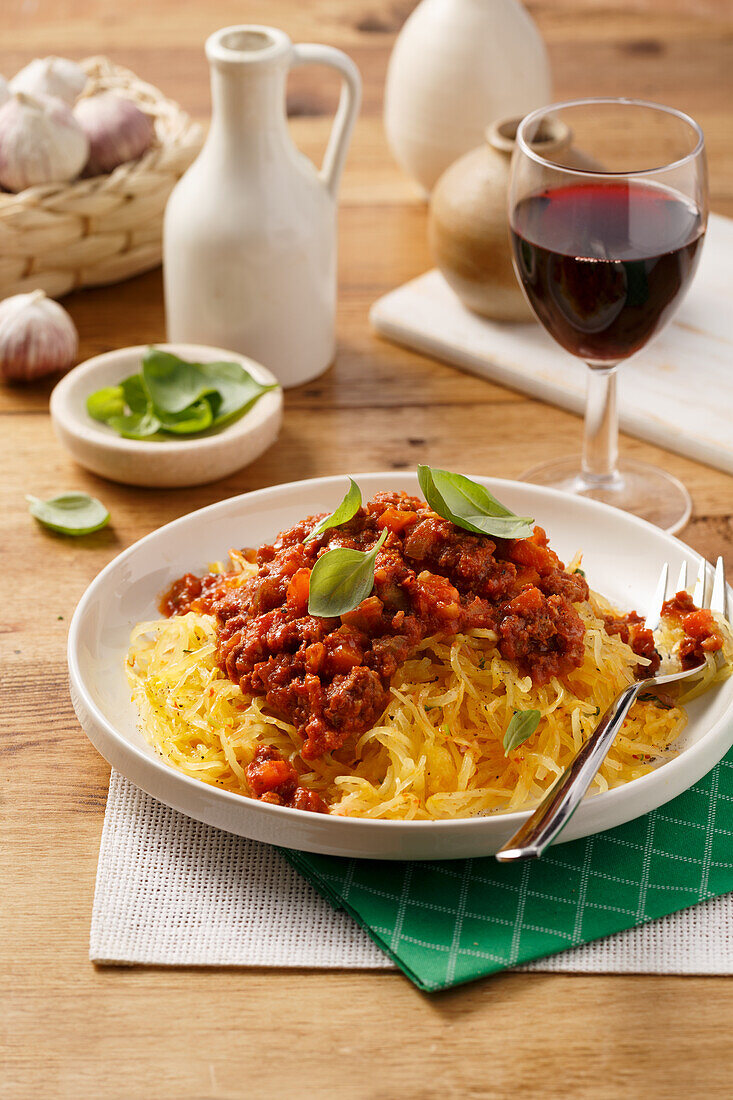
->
[0,92,89,191]
[0,290,78,383]
[75,92,155,175]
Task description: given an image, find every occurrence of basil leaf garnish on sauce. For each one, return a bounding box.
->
[417,465,534,539]
[26,492,110,536]
[503,709,541,756]
[308,529,387,617]
[306,478,362,543]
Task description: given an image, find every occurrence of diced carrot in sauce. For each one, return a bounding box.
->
[509,530,558,574]
[286,568,311,615]
[377,508,417,534]
[247,757,297,797]
[245,746,328,813]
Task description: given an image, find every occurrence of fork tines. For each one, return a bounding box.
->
[648,555,728,629]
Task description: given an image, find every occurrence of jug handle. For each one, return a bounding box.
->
[291,44,362,198]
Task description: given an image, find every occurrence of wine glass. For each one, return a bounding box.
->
[508,98,708,533]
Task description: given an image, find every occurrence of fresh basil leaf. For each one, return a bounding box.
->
[417,465,534,539]
[107,409,161,439]
[198,360,278,426]
[422,465,515,518]
[306,478,362,543]
[89,351,277,443]
[156,398,214,435]
[503,709,541,755]
[308,529,388,617]
[142,348,214,413]
[27,492,110,536]
[203,391,223,421]
[122,373,149,414]
[86,385,125,422]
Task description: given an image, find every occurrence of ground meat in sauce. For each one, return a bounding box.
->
[159,571,231,617]
[603,610,661,675]
[245,745,328,812]
[662,590,724,669]
[161,491,591,765]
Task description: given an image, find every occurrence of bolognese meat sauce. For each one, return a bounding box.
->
[162,491,591,762]
[661,590,724,668]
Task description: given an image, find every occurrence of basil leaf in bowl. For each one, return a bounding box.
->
[142,348,215,414]
[198,360,277,427]
[107,409,161,440]
[86,348,278,442]
[87,386,125,422]
[156,397,215,435]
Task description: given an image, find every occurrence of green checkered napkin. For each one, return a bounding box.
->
[284,747,733,991]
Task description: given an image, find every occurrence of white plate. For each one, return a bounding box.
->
[68,473,733,860]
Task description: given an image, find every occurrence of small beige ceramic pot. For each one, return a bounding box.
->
[428,116,571,322]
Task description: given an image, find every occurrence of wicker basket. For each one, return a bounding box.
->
[0,57,203,299]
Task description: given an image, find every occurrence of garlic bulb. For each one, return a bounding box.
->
[0,290,78,383]
[0,92,89,191]
[0,76,9,109]
[75,93,155,176]
[10,56,87,106]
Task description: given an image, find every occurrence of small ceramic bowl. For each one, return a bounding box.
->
[50,343,283,488]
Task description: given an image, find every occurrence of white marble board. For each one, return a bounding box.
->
[370,212,733,475]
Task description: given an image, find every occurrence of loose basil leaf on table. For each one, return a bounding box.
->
[503,709,541,755]
[417,465,534,539]
[26,493,110,536]
[305,478,362,543]
[86,386,125,422]
[308,529,388,617]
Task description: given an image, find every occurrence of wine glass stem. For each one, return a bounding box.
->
[581,365,621,486]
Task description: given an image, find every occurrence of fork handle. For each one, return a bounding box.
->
[495,681,643,862]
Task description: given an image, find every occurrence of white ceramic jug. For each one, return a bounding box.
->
[384,0,551,194]
[164,25,361,388]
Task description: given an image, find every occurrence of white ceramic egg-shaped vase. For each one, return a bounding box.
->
[384,0,551,194]
[164,25,361,388]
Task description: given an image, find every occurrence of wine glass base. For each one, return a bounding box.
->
[520,457,692,534]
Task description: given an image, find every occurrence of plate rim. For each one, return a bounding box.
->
[68,471,733,847]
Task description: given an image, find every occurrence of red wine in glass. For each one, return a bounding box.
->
[510,181,704,362]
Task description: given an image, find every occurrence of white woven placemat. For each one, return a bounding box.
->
[90,771,733,973]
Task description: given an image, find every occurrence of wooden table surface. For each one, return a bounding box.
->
[3,1,733,1097]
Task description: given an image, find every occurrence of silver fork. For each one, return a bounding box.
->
[495,555,728,863]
